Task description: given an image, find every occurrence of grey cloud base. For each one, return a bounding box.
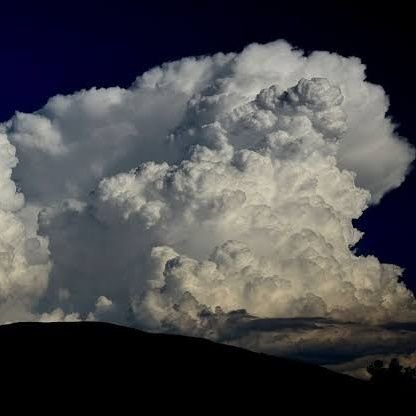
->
[0,40,415,371]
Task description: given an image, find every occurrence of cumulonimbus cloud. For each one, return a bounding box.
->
[0,40,415,369]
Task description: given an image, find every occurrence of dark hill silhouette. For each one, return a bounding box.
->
[0,321,411,408]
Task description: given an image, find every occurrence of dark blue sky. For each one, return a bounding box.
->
[2,2,415,292]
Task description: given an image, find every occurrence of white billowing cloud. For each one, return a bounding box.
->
[39,308,80,322]
[0,133,50,322]
[0,40,415,369]
[8,112,67,156]
[3,41,413,205]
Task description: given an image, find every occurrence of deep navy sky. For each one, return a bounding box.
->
[1,2,415,292]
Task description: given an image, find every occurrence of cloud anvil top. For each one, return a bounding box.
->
[0,40,415,374]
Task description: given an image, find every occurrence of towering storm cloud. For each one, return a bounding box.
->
[1,40,415,370]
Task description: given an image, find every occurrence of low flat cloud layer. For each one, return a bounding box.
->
[0,40,415,372]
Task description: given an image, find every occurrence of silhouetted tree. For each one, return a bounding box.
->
[367,360,387,383]
[367,358,416,387]
[404,366,416,381]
